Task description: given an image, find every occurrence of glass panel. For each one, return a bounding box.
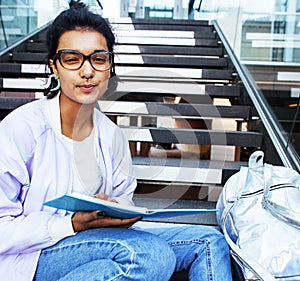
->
[0,0,103,51]
[201,0,300,165]
[0,0,36,49]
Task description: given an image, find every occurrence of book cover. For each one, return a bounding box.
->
[44,193,217,219]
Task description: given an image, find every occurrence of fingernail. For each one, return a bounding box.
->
[97,211,105,217]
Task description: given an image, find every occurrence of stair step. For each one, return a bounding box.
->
[115,36,219,46]
[112,24,216,39]
[115,44,223,56]
[0,78,46,91]
[132,156,247,185]
[124,127,262,148]
[98,101,250,119]
[116,55,228,68]
[108,17,209,26]
[107,84,241,102]
[114,28,216,39]
[0,63,50,77]
[25,42,47,52]
[9,52,47,63]
[112,81,234,97]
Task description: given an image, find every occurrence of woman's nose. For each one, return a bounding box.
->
[80,60,94,79]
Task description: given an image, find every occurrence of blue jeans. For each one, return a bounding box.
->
[34,225,232,281]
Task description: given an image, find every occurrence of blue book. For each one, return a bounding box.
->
[44,193,217,219]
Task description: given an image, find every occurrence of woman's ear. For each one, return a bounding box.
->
[49,59,58,77]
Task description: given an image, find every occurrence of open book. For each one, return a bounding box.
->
[44,193,217,219]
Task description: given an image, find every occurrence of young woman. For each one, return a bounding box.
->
[0,1,232,280]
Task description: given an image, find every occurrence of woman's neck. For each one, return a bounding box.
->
[59,95,95,141]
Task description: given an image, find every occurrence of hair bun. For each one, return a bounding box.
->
[69,0,87,9]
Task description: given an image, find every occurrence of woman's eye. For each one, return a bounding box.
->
[92,55,107,64]
[63,55,81,64]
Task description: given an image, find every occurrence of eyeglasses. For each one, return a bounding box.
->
[53,49,113,71]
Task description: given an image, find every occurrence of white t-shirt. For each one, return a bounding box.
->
[63,127,103,195]
[48,92,102,195]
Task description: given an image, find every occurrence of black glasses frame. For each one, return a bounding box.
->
[53,49,113,71]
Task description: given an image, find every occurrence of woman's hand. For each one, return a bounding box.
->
[71,210,141,232]
[71,193,140,232]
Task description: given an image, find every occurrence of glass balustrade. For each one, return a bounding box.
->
[208,0,300,165]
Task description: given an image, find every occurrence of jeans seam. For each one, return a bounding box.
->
[168,239,213,281]
[108,243,136,281]
[168,238,203,246]
[205,240,213,281]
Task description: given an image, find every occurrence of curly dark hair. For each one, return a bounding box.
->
[44,1,117,98]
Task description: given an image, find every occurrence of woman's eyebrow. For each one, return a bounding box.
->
[93,49,110,53]
[76,49,109,55]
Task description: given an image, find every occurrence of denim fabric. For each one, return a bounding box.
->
[144,225,232,281]
[35,225,232,281]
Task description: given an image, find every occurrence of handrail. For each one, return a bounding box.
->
[95,0,103,9]
[213,20,300,172]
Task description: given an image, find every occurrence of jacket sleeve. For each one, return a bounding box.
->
[0,115,74,255]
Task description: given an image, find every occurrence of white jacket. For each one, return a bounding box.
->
[0,96,136,281]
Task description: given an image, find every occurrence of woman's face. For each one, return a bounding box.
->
[50,29,111,106]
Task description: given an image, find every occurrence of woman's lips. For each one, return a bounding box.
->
[79,85,95,93]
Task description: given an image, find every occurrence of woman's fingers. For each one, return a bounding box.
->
[71,211,141,232]
[94,193,110,200]
[94,193,118,203]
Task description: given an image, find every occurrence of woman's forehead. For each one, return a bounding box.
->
[57,29,108,52]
